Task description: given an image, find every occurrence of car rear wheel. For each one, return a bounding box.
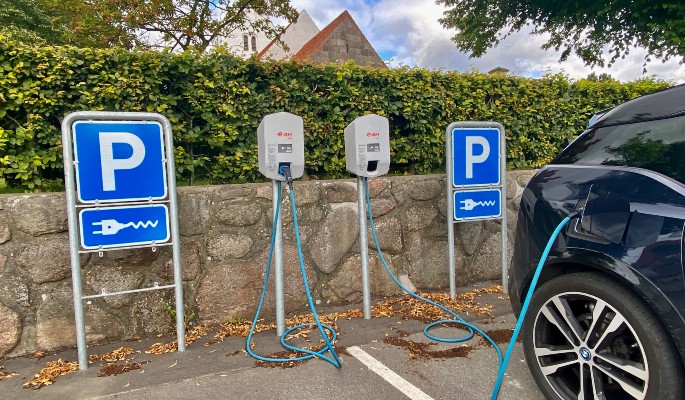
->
[522,272,684,400]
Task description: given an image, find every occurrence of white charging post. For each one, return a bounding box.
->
[257,112,305,335]
[344,114,391,319]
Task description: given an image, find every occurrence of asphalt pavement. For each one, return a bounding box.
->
[0,281,545,400]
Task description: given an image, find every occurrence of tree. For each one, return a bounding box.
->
[437,0,685,67]
[0,0,133,48]
[0,0,65,44]
[586,72,616,82]
[58,0,298,53]
[2,0,298,53]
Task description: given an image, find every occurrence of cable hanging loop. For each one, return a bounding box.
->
[245,168,340,368]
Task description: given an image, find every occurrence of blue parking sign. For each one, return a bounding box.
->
[446,121,507,300]
[62,112,187,364]
[452,127,501,187]
[73,121,167,203]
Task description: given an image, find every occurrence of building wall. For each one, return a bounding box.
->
[309,18,386,67]
[212,10,274,58]
[262,10,320,60]
[0,171,536,357]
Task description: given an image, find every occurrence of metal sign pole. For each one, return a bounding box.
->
[163,116,186,352]
[500,129,509,295]
[273,180,285,336]
[62,121,89,370]
[358,177,371,319]
[446,129,457,301]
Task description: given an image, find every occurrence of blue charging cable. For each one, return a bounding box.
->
[362,177,574,399]
[490,213,574,398]
[245,167,341,368]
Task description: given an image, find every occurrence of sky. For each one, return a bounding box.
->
[288,0,685,83]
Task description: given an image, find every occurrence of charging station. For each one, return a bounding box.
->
[344,115,507,397]
[249,113,574,397]
[249,112,341,368]
[344,114,391,319]
[344,114,391,178]
[258,112,305,181]
[256,112,304,336]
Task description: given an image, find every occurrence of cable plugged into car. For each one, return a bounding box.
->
[362,174,580,399]
[491,210,580,398]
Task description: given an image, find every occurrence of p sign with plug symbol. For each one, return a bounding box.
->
[448,124,504,221]
[63,111,186,368]
[446,121,507,298]
[69,115,172,250]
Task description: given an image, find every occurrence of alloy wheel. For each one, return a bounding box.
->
[532,291,648,399]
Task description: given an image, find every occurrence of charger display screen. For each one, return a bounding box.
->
[367,143,381,152]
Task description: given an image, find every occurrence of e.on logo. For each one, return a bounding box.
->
[366,132,380,138]
[277,131,293,139]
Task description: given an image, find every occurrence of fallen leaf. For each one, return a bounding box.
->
[0,365,18,380]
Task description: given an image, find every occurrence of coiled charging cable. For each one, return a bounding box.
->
[245,166,341,368]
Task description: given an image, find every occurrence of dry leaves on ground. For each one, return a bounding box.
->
[23,346,142,389]
[146,325,209,355]
[21,285,502,388]
[98,361,148,377]
[89,347,135,363]
[23,359,79,389]
[210,285,500,345]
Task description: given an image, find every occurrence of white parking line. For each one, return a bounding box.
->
[347,346,435,400]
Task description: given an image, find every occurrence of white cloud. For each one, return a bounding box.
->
[288,0,685,83]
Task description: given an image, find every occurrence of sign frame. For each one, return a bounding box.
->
[62,111,186,370]
[446,122,508,300]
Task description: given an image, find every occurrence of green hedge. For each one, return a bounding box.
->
[0,35,669,190]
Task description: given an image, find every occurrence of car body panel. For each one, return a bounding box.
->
[591,85,685,128]
[510,164,685,364]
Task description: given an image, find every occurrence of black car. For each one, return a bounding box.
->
[510,84,685,400]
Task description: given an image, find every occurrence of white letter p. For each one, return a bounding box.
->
[465,136,490,179]
[99,132,146,191]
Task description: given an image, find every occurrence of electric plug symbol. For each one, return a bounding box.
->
[92,219,159,235]
[460,199,478,211]
[92,219,128,235]
[459,199,497,211]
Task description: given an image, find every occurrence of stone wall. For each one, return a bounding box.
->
[0,171,536,357]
